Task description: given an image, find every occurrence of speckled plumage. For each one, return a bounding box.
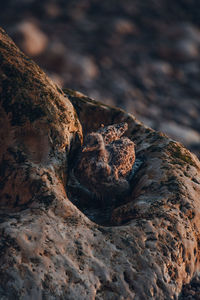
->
[97,122,128,144]
[73,122,135,201]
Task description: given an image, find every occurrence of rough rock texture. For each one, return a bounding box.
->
[179,274,200,299]
[0,27,82,210]
[0,28,200,300]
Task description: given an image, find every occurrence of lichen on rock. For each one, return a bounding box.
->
[0,28,200,300]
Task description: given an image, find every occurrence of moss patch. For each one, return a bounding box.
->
[167,142,196,167]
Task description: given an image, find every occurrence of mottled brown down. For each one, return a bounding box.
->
[73,122,135,201]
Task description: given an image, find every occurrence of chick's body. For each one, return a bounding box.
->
[73,122,135,201]
[97,122,128,144]
[107,137,135,179]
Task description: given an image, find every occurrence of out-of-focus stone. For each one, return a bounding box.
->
[10,21,48,56]
[44,3,61,18]
[175,39,199,60]
[181,23,200,44]
[80,56,99,80]
[114,18,138,35]
[150,60,173,75]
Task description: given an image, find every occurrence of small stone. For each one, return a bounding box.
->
[181,23,200,44]
[44,3,61,18]
[114,18,137,35]
[81,56,99,80]
[175,39,199,60]
[10,21,48,56]
[151,60,173,76]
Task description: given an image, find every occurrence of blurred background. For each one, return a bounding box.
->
[0,0,200,157]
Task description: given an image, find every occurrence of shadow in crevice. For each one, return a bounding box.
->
[67,157,144,226]
[179,274,200,300]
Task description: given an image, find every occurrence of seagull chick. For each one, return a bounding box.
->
[73,122,135,203]
[97,122,128,144]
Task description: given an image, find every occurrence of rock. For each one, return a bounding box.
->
[114,18,138,35]
[150,60,173,76]
[0,28,200,300]
[44,2,61,18]
[179,274,200,299]
[10,21,48,56]
[80,56,99,81]
[65,89,200,299]
[180,23,200,45]
[175,39,199,61]
[0,27,82,210]
[67,53,99,82]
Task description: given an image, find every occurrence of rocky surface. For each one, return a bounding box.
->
[179,274,200,299]
[0,0,199,158]
[1,28,200,300]
[0,27,82,211]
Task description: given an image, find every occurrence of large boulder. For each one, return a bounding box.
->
[0,28,200,300]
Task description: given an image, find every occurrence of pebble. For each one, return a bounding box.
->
[175,39,199,61]
[114,18,137,35]
[10,21,48,56]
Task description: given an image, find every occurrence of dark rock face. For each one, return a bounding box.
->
[0,28,200,300]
